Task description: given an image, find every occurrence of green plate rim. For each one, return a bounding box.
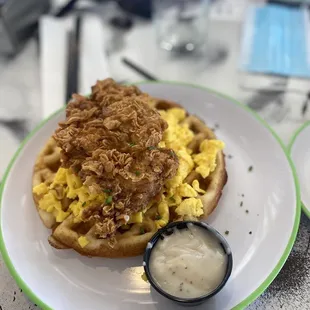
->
[0,81,301,310]
[288,120,310,218]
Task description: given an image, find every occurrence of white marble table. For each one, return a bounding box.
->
[0,13,310,310]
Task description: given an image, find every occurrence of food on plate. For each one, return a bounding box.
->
[148,223,228,298]
[32,79,227,257]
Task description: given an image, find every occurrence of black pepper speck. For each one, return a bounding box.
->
[246,210,249,214]
[13,296,15,302]
[248,165,253,172]
[249,231,252,235]
[240,201,243,207]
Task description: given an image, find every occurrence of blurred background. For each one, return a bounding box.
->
[1,0,310,308]
[1,0,310,178]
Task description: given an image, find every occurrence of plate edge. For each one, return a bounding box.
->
[0,108,64,310]
[288,120,310,219]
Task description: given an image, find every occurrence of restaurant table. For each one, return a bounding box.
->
[0,9,310,310]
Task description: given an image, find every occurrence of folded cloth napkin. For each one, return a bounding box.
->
[39,13,110,119]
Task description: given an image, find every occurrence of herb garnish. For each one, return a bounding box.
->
[248,166,253,172]
[105,196,113,205]
[140,227,145,235]
[225,230,229,235]
[148,146,157,151]
[82,202,86,207]
[155,215,161,220]
[104,189,111,194]
[135,170,141,176]
[170,196,176,202]
[128,142,135,147]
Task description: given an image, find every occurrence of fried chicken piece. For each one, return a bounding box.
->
[53,79,179,239]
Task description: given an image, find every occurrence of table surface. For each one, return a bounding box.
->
[0,5,310,310]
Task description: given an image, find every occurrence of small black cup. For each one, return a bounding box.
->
[143,221,233,306]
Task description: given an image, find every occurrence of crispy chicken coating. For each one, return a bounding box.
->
[53,79,179,239]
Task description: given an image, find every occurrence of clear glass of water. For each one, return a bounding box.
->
[153,0,210,54]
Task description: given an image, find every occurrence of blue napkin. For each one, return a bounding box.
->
[241,4,310,78]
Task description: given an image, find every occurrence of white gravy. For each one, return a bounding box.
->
[149,224,227,298]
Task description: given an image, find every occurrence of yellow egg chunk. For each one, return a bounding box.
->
[75,186,91,203]
[166,149,194,189]
[94,194,107,204]
[155,200,169,228]
[166,194,182,206]
[78,236,89,248]
[141,272,148,282]
[160,108,194,151]
[192,180,206,194]
[38,192,61,211]
[50,167,67,187]
[175,198,204,217]
[69,201,84,218]
[193,140,225,178]
[177,183,197,198]
[129,212,143,224]
[66,171,83,198]
[38,191,70,222]
[33,183,49,195]
[158,141,166,148]
[55,209,70,222]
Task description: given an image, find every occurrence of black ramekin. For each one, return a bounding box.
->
[143,221,233,306]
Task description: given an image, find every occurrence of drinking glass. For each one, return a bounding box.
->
[153,0,211,54]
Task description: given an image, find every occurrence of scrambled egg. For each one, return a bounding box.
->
[33,107,225,244]
[33,168,107,225]
[33,168,147,247]
[155,108,225,228]
[193,140,225,178]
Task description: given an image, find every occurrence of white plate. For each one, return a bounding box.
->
[0,82,300,310]
[289,121,310,218]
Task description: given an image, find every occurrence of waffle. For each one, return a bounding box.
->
[32,99,227,257]
[33,138,62,230]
